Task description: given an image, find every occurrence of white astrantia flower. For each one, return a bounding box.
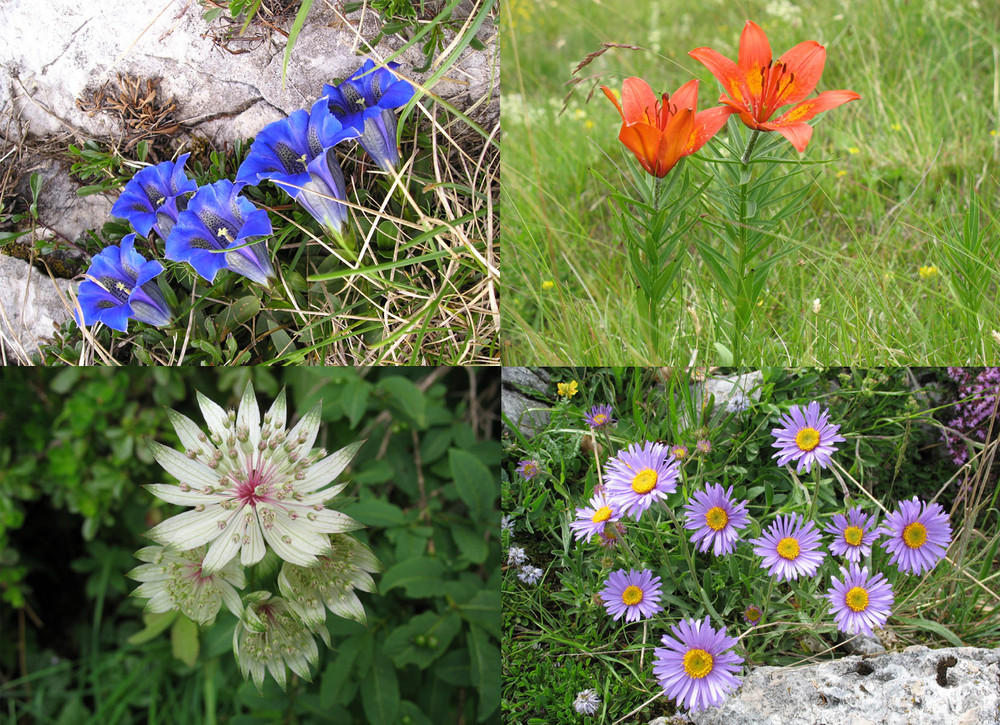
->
[144,382,364,574]
[233,591,319,691]
[277,534,380,638]
[128,545,245,626]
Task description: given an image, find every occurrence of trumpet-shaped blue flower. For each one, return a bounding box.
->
[165,180,275,286]
[236,98,360,236]
[111,153,198,239]
[323,59,415,170]
[76,233,172,331]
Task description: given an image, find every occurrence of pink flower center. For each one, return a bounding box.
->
[234,463,271,507]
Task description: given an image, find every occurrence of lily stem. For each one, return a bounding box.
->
[741,129,762,165]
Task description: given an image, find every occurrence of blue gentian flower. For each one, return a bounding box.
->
[236,98,359,237]
[322,59,415,171]
[111,153,198,239]
[165,179,275,286]
[76,233,172,331]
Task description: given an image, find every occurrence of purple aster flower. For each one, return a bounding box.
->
[516,459,540,480]
[771,401,846,473]
[599,568,663,622]
[76,233,172,332]
[323,59,416,170]
[742,604,762,627]
[604,441,679,520]
[111,153,198,239]
[670,444,689,461]
[165,179,275,286]
[880,497,952,575]
[653,616,743,712]
[750,513,826,581]
[569,491,622,542]
[598,522,626,548]
[824,506,880,562]
[695,439,712,455]
[825,563,894,636]
[683,483,750,557]
[584,404,616,430]
[573,688,601,716]
[236,98,360,237]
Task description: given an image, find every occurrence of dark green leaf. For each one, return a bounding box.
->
[448,448,495,521]
[380,557,446,598]
[360,648,399,725]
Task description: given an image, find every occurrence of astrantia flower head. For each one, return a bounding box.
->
[111,153,198,239]
[128,545,245,626]
[323,59,416,171]
[825,563,894,637]
[584,404,616,430]
[277,534,379,639]
[516,459,540,480]
[880,497,952,575]
[165,179,275,286]
[683,483,750,557]
[234,591,319,691]
[599,568,663,623]
[771,401,846,473]
[750,512,825,581]
[569,490,622,543]
[824,506,880,562]
[76,233,172,332]
[742,604,762,627]
[574,689,601,716]
[653,616,744,712]
[144,381,364,574]
[604,441,679,520]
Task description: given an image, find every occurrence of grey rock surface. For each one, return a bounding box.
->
[501,367,552,437]
[697,370,764,412]
[0,253,77,363]
[502,366,551,395]
[689,646,1000,725]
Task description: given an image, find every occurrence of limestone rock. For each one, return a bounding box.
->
[689,646,1000,725]
[0,253,77,363]
[502,367,552,438]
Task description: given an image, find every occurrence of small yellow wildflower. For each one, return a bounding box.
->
[991,130,998,137]
[848,147,860,155]
[557,380,579,399]
[541,280,556,291]
[836,170,847,178]
[891,123,902,132]
[918,265,939,280]
[572,108,586,121]
[584,120,595,130]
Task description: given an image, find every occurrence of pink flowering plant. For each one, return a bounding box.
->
[502,368,1000,721]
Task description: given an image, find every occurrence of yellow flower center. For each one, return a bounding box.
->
[682,649,714,679]
[795,427,820,452]
[631,468,658,494]
[705,507,729,531]
[672,447,687,459]
[776,537,800,560]
[843,526,864,546]
[845,586,869,612]
[592,506,613,523]
[621,585,644,606]
[903,522,927,548]
[593,413,608,425]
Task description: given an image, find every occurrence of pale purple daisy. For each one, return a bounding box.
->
[880,497,952,575]
[599,568,663,622]
[604,441,680,520]
[573,688,601,715]
[670,444,689,461]
[750,513,826,581]
[516,459,540,480]
[824,506,880,562]
[598,522,626,548]
[584,404,616,430]
[825,564,894,636]
[569,491,622,542]
[518,565,544,585]
[144,382,363,574]
[695,439,712,455]
[653,616,744,712]
[683,483,750,557]
[771,401,846,473]
[742,604,762,627]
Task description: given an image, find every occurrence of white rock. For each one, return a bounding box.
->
[689,647,1000,725]
[0,253,77,362]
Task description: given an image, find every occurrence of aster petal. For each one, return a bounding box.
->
[295,440,364,493]
[147,506,230,549]
[149,440,222,490]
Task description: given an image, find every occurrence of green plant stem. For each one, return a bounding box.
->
[740,128,762,165]
[732,128,763,363]
[203,657,218,725]
[808,466,822,522]
[663,505,723,623]
[639,177,665,354]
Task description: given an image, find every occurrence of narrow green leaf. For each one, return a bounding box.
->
[466,626,500,721]
[360,649,399,725]
[126,610,178,645]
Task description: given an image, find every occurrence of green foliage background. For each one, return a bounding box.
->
[0,367,499,724]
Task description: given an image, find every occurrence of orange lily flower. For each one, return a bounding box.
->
[689,21,860,152]
[601,77,730,177]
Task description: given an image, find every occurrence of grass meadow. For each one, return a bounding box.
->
[501,0,1000,365]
